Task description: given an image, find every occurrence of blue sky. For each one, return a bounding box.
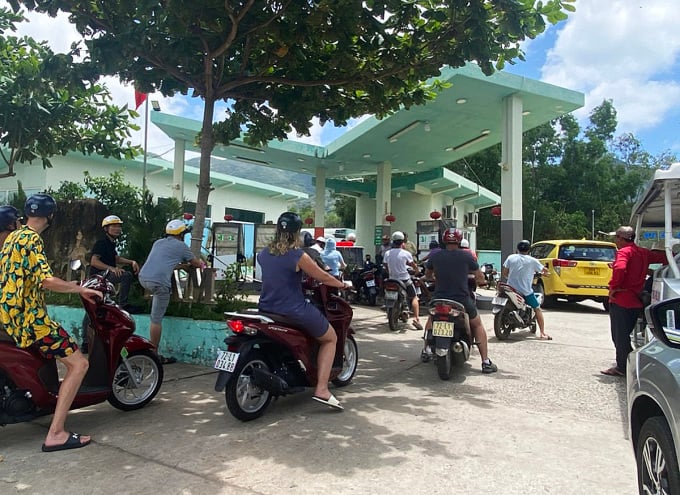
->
[5,0,680,160]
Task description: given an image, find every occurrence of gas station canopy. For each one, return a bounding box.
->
[151,63,584,187]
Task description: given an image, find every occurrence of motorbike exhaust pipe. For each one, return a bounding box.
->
[251,368,290,396]
[453,341,470,361]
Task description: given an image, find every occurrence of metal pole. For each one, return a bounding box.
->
[530,210,536,244]
[142,97,149,191]
[592,210,595,239]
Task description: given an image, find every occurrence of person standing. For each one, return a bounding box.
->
[424,228,498,373]
[383,231,423,330]
[602,226,666,377]
[0,194,102,451]
[138,219,202,364]
[502,240,551,340]
[258,212,351,410]
[403,232,418,259]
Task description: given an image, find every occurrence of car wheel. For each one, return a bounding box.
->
[636,416,680,494]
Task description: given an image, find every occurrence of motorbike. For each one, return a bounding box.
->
[492,282,539,340]
[350,266,380,306]
[383,278,411,331]
[0,273,163,426]
[420,299,473,380]
[213,277,358,421]
[481,263,499,289]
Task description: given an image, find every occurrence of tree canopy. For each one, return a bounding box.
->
[11,0,576,254]
[0,8,139,178]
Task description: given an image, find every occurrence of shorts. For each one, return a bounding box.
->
[400,278,417,299]
[524,293,540,309]
[34,326,79,359]
[140,280,171,324]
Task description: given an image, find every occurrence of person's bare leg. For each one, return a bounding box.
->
[313,325,337,400]
[149,322,162,350]
[44,351,90,447]
[470,315,489,361]
[535,308,549,338]
[412,296,421,325]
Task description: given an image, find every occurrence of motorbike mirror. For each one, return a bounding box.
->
[70,259,82,271]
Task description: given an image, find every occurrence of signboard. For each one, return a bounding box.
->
[374,225,390,245]
[254,224,278,280]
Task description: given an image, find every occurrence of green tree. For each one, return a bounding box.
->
[12,0,576,255]
[333,195,356,228]
[0,8,139,178]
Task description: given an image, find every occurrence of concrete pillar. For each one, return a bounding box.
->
[375,161,392,228]
[355,194,375,255]
[173,139,185,202]
[500,94,523,262]
[315,167,326,227]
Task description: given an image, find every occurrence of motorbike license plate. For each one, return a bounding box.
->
[432,321,454,337]
[214,350,239,373]
[385,290,398,300]
[365,279,376,287]
[492,297,508,306]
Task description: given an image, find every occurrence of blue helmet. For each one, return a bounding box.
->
[0,205,19,231]
[25,194,57,218]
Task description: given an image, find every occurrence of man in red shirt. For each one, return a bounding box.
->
[602,226,667,377]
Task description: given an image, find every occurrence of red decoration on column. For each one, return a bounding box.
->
[385,214,396,223]
[491,206,501,217]
[224,214,234,222]
[183,212,194,220]
[304,217,314,225]
[429,210,442,220]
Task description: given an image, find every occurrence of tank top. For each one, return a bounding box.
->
[257,247,306,315]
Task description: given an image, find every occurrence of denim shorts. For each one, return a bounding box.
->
[140,281,171,324]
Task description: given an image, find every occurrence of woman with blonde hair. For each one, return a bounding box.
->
[257,212,351,410]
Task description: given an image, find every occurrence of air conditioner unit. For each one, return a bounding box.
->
[464,212,478,227]
[442,205,458,221]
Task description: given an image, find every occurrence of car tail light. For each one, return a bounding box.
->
[552,258,577,275]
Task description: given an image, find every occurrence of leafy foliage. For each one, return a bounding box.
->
[11,0,576,255]
[0,8,140,178]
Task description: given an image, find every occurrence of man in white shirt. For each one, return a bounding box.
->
[383,231,422,330]
[502,240,551,340]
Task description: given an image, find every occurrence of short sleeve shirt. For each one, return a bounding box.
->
[426,248,478,300]
[89,237,117,276]
[0,226,59,347]
[384,248,413,281]
[138,237,195,288]
[504,253,543,296]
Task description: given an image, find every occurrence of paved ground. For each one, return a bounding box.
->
[1,292,637,494]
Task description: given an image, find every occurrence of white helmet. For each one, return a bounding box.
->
[460,239,470,248]
[347,233,356,241]
[166,219,188,236]
[392,231,405,241]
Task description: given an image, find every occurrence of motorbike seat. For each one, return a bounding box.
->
[254,311,310,333]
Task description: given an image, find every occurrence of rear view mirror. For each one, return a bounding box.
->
[645,298,680,348]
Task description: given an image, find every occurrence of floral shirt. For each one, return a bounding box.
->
[0,226,58,348]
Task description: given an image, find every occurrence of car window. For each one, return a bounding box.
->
[530,244,554,259]
[558,244,616,262]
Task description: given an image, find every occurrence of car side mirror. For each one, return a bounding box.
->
[645,298,680,348]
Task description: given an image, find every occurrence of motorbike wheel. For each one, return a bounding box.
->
[108,350,163,411]
[494,308,513,340]
[367,290,377,307]
[387,305,405,332]
[332,335,358,387]
[225,351,273,422]
[436,351,453,381]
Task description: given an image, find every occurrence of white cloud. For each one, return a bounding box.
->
[541,0,680,135]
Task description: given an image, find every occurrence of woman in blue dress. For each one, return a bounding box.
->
[257,212,350,410]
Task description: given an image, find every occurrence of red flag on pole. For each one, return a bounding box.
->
[134,90,147,110]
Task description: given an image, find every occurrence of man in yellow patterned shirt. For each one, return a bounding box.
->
[0,194,101,452]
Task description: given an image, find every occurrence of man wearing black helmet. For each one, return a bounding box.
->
[258,212,351,410]
[0,205,21,246]
[502,240,551,340]
[425,228,498,373]
[0,194,102,451]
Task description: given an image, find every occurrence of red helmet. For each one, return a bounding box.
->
[442,228,463,244]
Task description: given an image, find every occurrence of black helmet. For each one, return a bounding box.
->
[517,240,531,252]
[0,205,19,231]
[276,212,302,234]
[25,194,57,218]
[302,231,314,247]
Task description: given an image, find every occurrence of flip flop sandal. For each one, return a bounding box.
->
[312,394,344,411]
[600,367,624,377]
[42,432,91,452]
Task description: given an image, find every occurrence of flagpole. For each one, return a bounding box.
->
[142,96,149,191]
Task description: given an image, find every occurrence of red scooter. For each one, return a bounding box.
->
[0,274,163,426]
[214,277,358,421]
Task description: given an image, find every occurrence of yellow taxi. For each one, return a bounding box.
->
[529,239,617,311]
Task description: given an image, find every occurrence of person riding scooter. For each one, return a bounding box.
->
[0,204,21,246]
[257,212,351,410]
[0,194,102,451]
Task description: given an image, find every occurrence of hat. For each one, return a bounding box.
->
[315,236,326,243]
